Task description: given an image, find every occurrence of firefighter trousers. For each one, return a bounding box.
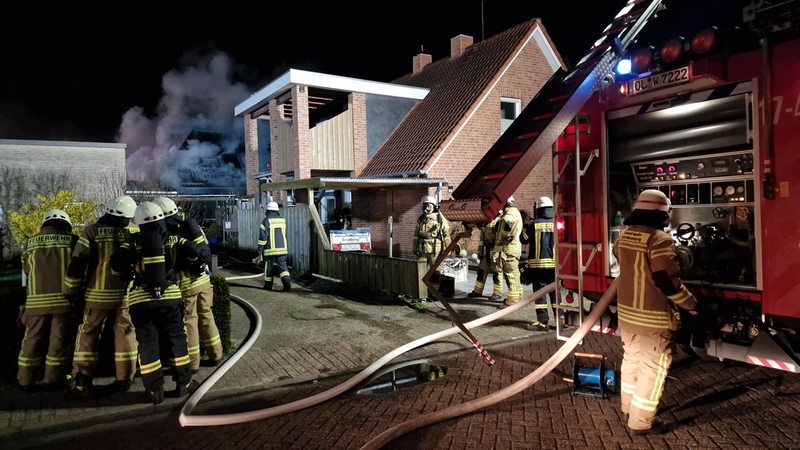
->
[17,311,74,386]
[620,329,674,431]
[263,254,291,289]
[130,300,192,392]
[182,281,223,370]
[496,253,523,304]
[72,304,137,382]
[531,268,556,324]
[472,256,503,296]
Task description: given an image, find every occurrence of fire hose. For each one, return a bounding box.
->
[359,278,618,450]
[178,279,544,426]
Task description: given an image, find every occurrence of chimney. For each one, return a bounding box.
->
[450,34,473,58]
[413,53,432,74]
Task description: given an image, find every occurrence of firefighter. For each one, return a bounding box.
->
[110,201,200,404]
[64,195,139,398]
[519,196,557,331]
[413,195,452,285]
[17,209,79,393]
[253,201,291,291]
[495,196,523,308]
[152,196,223,371]
[467,208,504,301]
[613,189,698,435]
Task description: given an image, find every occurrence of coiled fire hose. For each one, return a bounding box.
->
[178,278,547,426]
[359,278,618,450]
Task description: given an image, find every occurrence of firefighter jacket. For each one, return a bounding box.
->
[65,217,137,308]
[478,215,501,261]
[494,206,522,258]
[110,230,201,307]
[22,226,79,315]
[520,209,555,269]
[613,225,698,333]
[413,211,452,256]
[170,215,212,292]
[257,211,288,257]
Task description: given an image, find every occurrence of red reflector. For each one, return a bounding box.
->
[483,173,505,180]
[556,217,565,231]
[361,243,370,250]
[333,245,341,251]
[691,28,716,55]
[500,152,523,159]
[632,47,653,73]
[660,37,683,64]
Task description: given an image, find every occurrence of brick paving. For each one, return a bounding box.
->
[2,266,800,449]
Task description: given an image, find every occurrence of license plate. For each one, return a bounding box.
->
[626,66,691,96]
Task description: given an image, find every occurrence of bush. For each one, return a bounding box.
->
[210,273,234,356]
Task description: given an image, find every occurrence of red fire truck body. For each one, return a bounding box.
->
[557,23,800,371]
[443,0,800,372]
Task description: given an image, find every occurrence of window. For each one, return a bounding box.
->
[500,98,521,134]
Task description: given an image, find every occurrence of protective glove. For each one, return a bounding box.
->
[252,254,263,265]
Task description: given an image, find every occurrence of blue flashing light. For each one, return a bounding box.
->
[615,58,632,76]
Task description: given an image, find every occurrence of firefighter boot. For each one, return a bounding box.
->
[176,379,200,397]
[65,373,93,400]
[282,277,291,292]
[144,387,164,404]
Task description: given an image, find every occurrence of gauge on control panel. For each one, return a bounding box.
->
[713,186,723,196]
[725,185,736,196]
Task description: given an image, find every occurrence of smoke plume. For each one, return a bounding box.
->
[118,51,251,193]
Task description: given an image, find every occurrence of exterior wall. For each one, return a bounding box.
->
[292,85,311,180]
[351,188,427,258]
[0,139,126,205]
[244,116,259,197]
[351,93,367,175]
[425,33,558,248]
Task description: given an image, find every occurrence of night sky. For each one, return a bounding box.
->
[1,1,747,145]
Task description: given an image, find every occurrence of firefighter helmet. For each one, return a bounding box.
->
[506,196,516,207]
[421,195,436,205]
[634,189,671,212]
[267,201,280,212]
[134,201,165,225]
[151,196,179,218]
[105,195,137,219]
[42,209,71,226]
[535,196,553,209]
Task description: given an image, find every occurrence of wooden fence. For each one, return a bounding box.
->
[235,205,427,298]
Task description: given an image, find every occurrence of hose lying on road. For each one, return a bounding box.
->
[359,278,618,450]
[178,281,547,427]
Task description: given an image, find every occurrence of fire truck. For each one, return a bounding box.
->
[441,0,800,372]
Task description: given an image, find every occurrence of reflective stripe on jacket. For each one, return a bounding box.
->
[613,226,697,333]
[22,227,78,314]
[258,214,288,256]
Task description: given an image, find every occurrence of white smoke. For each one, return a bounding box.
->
[119,51,251,192]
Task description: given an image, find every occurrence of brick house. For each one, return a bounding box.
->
[236,19,564,258]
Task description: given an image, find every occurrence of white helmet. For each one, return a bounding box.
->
[535,196,553,209]
[634,189,671,212]
[506,195,516,207]
[421,195,437,205]
[134,201,165,225]
[267,201,280,212]
[105,195,137,219]
[42,209,71,226]
[151,196,179,218]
